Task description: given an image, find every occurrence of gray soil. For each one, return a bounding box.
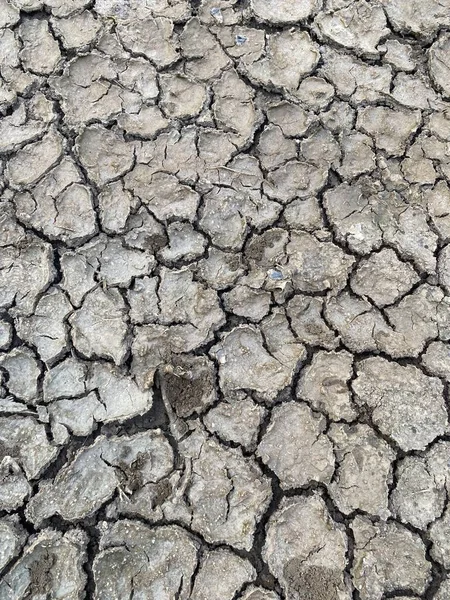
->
[1,0,450,598]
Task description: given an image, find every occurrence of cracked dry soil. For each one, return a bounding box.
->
[2,0,450,598]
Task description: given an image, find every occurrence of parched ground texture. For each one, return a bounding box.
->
[3,0,450,598]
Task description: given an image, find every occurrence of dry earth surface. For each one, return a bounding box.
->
[2,0,450,598]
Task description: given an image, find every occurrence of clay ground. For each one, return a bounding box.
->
[1,0,450,598]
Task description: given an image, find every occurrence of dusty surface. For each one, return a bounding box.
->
[1,0,450,598]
